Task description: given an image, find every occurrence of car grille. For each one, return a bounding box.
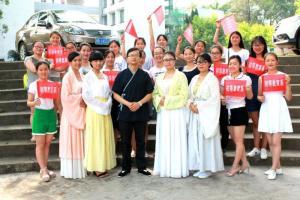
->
[85,30,111,37]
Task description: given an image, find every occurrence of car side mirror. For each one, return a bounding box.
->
[46,22,52,29]
[37,20,47,27]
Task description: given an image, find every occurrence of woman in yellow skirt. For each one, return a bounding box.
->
[82,51,116,177]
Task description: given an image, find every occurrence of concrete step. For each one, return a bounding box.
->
[0,125,32,141]
[289,106,300,118]
[0,140,58,158]
[278,56,300,66]
[1,150,299,174]
[278,65,300,74]
[290,74,300,84]
[0,88,27,101]
[0,100,28,113]
[0,69,26,80]
[0,111,30,126]
[0,62,24,71]
[288,94,300,106]
[0,79,24,90]
[291,84,300,93]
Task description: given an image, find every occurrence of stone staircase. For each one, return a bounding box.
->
[0,57,300,174]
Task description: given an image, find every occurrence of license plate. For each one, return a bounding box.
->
[95,38,110,45]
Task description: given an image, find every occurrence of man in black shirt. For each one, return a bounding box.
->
[112,47,153,177]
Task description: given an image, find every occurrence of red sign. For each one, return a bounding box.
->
[37,81,61,99]
[53,50,69,69]
[214,63,229,80]
[46,46,64,59]
[224,79,246,97]
[103,71,119,88]
[220,15,237,35]
[262,74,286,92]
[246,57,266,76]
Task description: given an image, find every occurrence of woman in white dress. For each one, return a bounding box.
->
[153,51,189,178]
[257,52,293,180]
[187,53,224,179]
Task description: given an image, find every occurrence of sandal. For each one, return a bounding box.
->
[40,168,50,182]
[47,169,56,178]
[226,166,240,177]
[94,171,109,178]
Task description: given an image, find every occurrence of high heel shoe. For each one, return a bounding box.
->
[239,164,250,174]
[226,166,240,177]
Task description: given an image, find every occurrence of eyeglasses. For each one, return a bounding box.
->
[197,60,208,64]
[128,53,140,58]
[211,52,221,55]
[163,58,175,62]
[34,46,44,49]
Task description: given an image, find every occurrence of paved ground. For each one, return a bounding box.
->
[0,167,300,200]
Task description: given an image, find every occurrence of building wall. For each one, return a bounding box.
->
[0,0,35,60]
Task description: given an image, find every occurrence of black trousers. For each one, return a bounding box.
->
[119,121,147,171]
[220,105,229,150]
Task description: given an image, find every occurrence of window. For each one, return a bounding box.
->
[38,12,48,22]
[103,0,107,8]
[119,9,124,23]
[111,12,115,25]
[102,15,107,25]
[111,0,115,5]
[26,13,39,27]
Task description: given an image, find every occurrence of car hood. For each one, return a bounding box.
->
[62,22,111,30]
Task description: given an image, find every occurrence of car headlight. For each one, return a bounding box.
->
[64,26,85,35]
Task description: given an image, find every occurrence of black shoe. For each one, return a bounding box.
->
[118,170,130,177]
[138,169,151,176]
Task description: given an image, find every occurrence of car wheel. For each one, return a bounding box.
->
[18,42,28,60]
[293,33,300,55]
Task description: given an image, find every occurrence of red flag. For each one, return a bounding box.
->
[37,81,61,99]
[246,57,267,76]
[220,15,237,35]
[183,23,193,45]
[224,79,246,97]
[125,19,138,38]
[153,5,164,26]
[214,63,229,80]
[103,70,119,89]
[262,74,286,92]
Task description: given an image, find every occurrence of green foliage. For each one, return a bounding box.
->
[295,0,300,14]
[0,0,9,36]
[237,22,275,49]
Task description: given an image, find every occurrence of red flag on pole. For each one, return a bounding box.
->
[220,15,237,35]
[125,19,138,38]
[262,74,286,92]
[183,23,193,45]
[153,5,164,26]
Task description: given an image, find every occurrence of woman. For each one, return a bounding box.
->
[246,36,269,159]
[149,46,166,81]
[220,55,253,177]
[188,53,224,179]
[213,22,249,65]
[82,51,116,177]
[178,47,199,84]
[148,16,168,52]
[210,45,230,153]
[24,41,46,142]
[108,40,127,71]
[27,61,59,182]
[79,43,92,75]
[153,51,189,178]
[46,31,66,81]
[59,51,86,179]
[176,36,206,61]
[65,41,77,53]
[258,52,293,180]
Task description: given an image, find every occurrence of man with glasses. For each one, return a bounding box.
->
[112,47,153,177]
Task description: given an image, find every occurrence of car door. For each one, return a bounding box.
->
[21,13,39,53]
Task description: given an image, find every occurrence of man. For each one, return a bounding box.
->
[112,47,153,177]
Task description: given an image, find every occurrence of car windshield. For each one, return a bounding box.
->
[53,10,96,23]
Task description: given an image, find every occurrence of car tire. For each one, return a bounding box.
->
[18,42,28,60]
[293,33,300,55]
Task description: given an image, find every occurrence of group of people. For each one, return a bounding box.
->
[25,19,293,182]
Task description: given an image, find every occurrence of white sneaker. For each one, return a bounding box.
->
[198,172,212,179]
[267,170,277,180]
[264,168,283,175]
[247,148,260,157]
[260,148,268,159]
[193,171,200,177]
[131,150,136,158]
[145,152,149,158]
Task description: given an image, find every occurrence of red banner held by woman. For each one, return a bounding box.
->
[214,63,229,80]
[37,81,61,99]
[262,74,286,92]
[246,57,266,76]
[224,79,246,97]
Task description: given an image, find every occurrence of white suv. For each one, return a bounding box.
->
[273,15,300,55]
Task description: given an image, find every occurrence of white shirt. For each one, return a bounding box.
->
[149,65,166,81]
[223,47,249,65]
[221,73,252,109]
[28,80,54,110]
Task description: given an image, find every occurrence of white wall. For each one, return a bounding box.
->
[0,0,35,60]
[124,0,165,59]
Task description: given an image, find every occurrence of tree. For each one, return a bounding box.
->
[219,0,296,24]
[295,0,300,14]
[0,0,9,37]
